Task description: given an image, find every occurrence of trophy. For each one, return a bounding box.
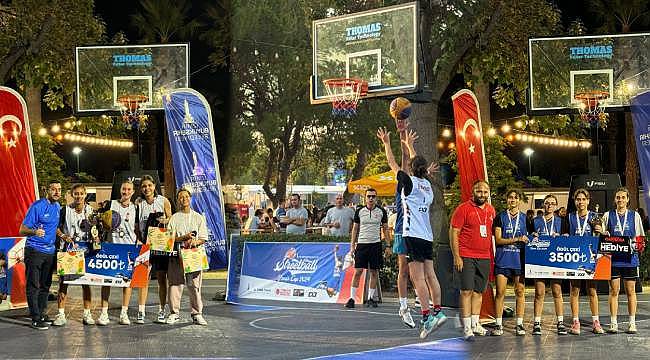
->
[590,204,604,236]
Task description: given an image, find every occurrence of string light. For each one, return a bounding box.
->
[511,130,591,148]
[61,131,132,148]
[51,124,60,133]
[441,128,452,138]
[514,120,524,129]
[486,127,496,137]
[38,128,47,136]
[501,123,511,133]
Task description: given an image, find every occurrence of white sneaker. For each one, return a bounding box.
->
[52,313,67,326]
[155,309,166,324]
[607,323,618,334]
[192,314,208,326]
[463,327,475,341]
[136,311,145,324]
[399,307,416,328]
[627,322,637,334]
[166,313,180,324]
[473,323,488,336]
[119,312,131,325]
[82,313,95,325]
[97,312,110,326]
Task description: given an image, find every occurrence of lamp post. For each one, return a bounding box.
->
[523,147,534,177]
[72,146,82,175]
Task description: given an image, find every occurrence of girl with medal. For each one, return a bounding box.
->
[601,187,644,334]
[99,179,138,326]
[53,184,99,326]
[564,188,605,335]
[530,194,567,335]
[136,175,172,324]
[492,190,529,336]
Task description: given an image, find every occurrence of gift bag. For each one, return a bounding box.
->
[147,227,174,253]
[180,246,209,274]
[57,250,85,276]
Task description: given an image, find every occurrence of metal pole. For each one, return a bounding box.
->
[528,156,532,177]
[76,154,80,174]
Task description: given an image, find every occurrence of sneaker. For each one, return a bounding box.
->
[414,297,434,308]
[627,322,637,334]
[97,313,110,326]
[419,315,438,339]
[344,298,355,309]
[366,298,378,308]
[136,311,145,324]
[166,313,180,325]
[52,313,67,326]
[516,324,526,336]
[568,319,580,335]
[592,319,604,334]
[491,325,503,336]
[40,315,53,326]
[463,327,475,341]
[557,321,568,335]
[399,307,416,328]
[607,323,618,334]
[533,322,542,335]
[31,320,49,330]
[82,313,95,325]
[155,309,166,324]
[473,323,488,336]
[119,312,131,325]
[434,311,448,330]
[192,314,208,326]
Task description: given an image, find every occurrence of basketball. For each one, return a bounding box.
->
[389,97,412,120]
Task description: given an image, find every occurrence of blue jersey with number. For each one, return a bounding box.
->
[606,210,639,267]
[532,215,562,236]
[495,211,527,270]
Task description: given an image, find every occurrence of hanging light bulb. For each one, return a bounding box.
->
[441,128,452,138]
[501,123,511,133]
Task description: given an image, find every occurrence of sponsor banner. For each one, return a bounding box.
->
[64,243,150,288]
[239,242,364,304]
[163,89,227,269]
[631,91,650,214]
[0,237,27,310]
[599,236,632,261]
[525,235,611,280]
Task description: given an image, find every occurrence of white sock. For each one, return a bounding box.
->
[592,315,599,322]
[534,316,542,323]
[573,316,579,322]
[629,315,635,324]
[138,305,145,313]
[368,288,376,299]
[557,316,563,323]
[350,287,357,300]
[516,317,523,326]
[399,297,408,310]
[58,308,65,315]
[463,317,472,330]
[83,309,91,316]
[471,314,479,328]
[495,317,503,326]
[158,305,163,312]
[121,306,128,315]
[610,315,617,325]
[101,307,108,315]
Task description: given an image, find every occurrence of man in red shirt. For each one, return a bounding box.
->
[450,180,495,341]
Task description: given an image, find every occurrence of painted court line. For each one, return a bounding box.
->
[304,337,467,360]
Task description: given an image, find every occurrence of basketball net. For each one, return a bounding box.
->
[575,91,609,128]
[117,94,149,132]
[323,78,368,117]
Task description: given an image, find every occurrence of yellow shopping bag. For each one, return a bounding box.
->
[57,250,85,276]
[180,246,209,274]
[147,227,174,253]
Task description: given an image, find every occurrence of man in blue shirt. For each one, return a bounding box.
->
[19,181,68,330]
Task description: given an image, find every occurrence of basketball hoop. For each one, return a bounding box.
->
[574,91,609,128]
[117,94,149,131]
[323,78,368,117]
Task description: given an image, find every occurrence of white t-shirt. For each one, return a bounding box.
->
[111,200,137,244]
[286,207,308,234]
[138,195,167,235]
[399,171,434,241]
[62,204,94,243]
[168,210,208,241]
[321,206,355,237]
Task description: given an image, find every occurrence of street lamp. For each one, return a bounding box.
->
[72,146,82,175]
[523,147,534,176]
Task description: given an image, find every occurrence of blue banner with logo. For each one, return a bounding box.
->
[163,89,227,269]
[64,243,147,287]
[525,236,602,279]
[631,91,650,214]
[239,242,357,303]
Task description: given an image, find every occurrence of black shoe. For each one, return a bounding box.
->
[366,299,378,308]
[31,321,49,330]
[557,321,568,335]
[40,315,53,326]
[344,298,355,308]
[532,322,542,335]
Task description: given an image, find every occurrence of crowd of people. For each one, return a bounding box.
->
[17,178,209,330]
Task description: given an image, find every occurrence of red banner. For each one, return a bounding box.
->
[0,87,38,237]
[452,89,488,202]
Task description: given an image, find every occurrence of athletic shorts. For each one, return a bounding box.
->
[494,267,522,278]
[611,266,639,279]
[354,243,382,270]
[456,257,490,293]
[404,236,433,263]
[392,234,407,255]
[150,254,169,272]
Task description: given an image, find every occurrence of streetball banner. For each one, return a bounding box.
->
[0,237,27,310]
[0,87,39,237]
[64,243,150,288]
[238,242,364,304]
[525,236,611,280]
[631,91,650,213]
[163,88,227,269]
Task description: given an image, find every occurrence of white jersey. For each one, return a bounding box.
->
[111,200,137,244]
[400,173,434,241]
[63,204,94,243]
[138,195,166,235]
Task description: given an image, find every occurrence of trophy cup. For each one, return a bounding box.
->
[590,204,604,236]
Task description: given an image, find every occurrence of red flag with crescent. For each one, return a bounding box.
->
[452,89,488,202]
[0,87,39,236]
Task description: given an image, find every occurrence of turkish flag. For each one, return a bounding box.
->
[452,89,487,202]
[0,87,39,237]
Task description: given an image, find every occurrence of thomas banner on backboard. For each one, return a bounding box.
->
[163,89,227,269]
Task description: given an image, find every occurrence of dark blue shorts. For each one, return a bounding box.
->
[494,267,523,278]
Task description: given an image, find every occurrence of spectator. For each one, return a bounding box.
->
[321,194,355,237]
[246,209,269,233]
[283,194,308,234]
[265,208,277,232]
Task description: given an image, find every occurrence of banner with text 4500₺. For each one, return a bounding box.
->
[525,236,611,280]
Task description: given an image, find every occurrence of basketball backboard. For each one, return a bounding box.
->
[75,44,189,114]
[528,33,650,115]
[311,2,420,104]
